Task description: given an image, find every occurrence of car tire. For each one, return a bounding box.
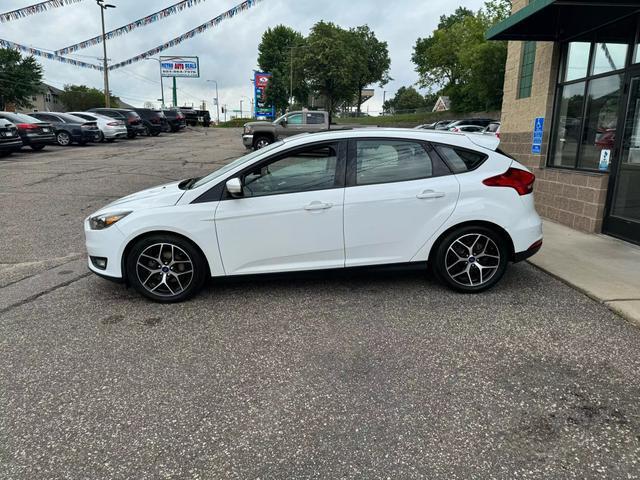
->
[56,131,71,146]
[127,132,136,139]
[30,145,46,151]
[151,131,160,137]
[106,138,115,143]
[97,131,105,142]
[126,234,208,303]
[253,135,272,150]
[432,225,509,293]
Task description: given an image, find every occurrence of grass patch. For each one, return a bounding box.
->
[214,118,250,128]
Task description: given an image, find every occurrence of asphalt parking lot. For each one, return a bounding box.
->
[1,128,640,479]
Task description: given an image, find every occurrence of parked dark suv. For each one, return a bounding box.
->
[163,109,187,132]
[0,112,57,150]
[0,118,23,157]
[179,108,211,127]
[88,108,146,138]
[133,108,168,136]
[29,112,100,146]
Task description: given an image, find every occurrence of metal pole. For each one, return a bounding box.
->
[159,63,165,108]
[240,100,243,119]
[215,82,220,125]
[290,47,293,105]
[172,77,177,107]
[100,4,110,107]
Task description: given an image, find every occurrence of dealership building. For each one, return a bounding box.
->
[488,0,640,245]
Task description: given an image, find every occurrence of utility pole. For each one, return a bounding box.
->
[207,80,220,125]
[97,0,116,108]
[240,100,243,119]
[146,58,165,108]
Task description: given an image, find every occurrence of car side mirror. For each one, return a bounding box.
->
[281,119,287,127]
[226,177,243,197]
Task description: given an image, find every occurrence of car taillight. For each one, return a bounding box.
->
[451,127,460,132]
[16,123,38,130]
[107,121,121,126]
[483,167,535,196]
[151,118,160,124]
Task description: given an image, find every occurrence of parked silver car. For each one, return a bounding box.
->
[68,111,127,142]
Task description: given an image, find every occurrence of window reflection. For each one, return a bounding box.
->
[578,75,623,170]
[551,82,585,168]
[592,43,628,75]
[565,42,591,81]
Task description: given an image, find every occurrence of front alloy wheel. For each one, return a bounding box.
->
[56,131,71,146]
[127,235,207,302]
[433,226,508,293]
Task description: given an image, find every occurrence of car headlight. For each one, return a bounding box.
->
[89,211,131,230]
[244,125,252,134]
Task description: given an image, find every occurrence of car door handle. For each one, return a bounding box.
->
[304,201,333,211]
[416,190,445,199]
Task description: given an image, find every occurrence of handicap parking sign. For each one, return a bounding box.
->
[532,117,544,155]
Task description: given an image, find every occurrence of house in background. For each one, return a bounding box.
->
[30,83,65,112]
[432,95,451,112]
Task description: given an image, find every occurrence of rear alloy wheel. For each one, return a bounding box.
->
[126,235,207,303]
[253,135,272,150]
[97,131,105,142]
[433,226,509,293]
[56,131,71,146]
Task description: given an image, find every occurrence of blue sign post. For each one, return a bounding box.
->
[532,117,544,154]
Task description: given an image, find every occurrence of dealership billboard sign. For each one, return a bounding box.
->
[254,72,275,119]
[160,56,199,78]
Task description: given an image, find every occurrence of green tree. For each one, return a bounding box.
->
[59,84,119,111]
[383,86,426,113]
[257,25,306,114]
[347,25,391,116]
[302,21,357,122]
[411,0,510,112]
[0,48,43,110]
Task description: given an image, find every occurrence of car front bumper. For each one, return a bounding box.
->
[242,134,253,148]
[84,219,126,279]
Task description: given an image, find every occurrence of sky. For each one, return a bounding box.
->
[1,0,486,116]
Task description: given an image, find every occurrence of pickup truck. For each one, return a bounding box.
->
[242,110,358,149]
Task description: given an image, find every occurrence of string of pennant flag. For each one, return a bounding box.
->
[108,0,264,70]
[0,0,84,23]
[0,38,103,70]
[57,0,214,55]
[0,0,263,71]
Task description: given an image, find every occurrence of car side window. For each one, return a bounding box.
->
[242,144,338,197]
[434,145,487,173]
[307,113,324,125]
[355,139,432,185]
[287,113,303,125]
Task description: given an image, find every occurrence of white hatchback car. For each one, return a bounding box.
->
[85,129,542,302]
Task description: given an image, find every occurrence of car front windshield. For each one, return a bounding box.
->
[190,140,284,189]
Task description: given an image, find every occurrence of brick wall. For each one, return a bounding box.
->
[498,0,609,233]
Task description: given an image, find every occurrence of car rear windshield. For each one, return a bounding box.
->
[2,112,43,123]
[57,113,88,123]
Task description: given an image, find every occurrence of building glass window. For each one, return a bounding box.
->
[635,43,640,64]
[565,42,591,81]
[518,41,536,98]
[591,43,628,76]
[550,82,586,168]
[577,74,623,170]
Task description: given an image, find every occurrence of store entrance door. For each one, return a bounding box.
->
[604,69,640,245]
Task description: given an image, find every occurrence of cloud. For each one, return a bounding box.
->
[2,0,485,114]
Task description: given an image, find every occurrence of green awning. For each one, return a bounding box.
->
[486,0,640,41]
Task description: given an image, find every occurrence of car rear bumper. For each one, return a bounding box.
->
[103,127,128,139]
[21,133,56,145]
[0,138,24,151]
[513,238,543,262]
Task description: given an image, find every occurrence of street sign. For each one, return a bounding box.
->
[160,56,199,78]
[532,117,544,154]
[254,72,275,120]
